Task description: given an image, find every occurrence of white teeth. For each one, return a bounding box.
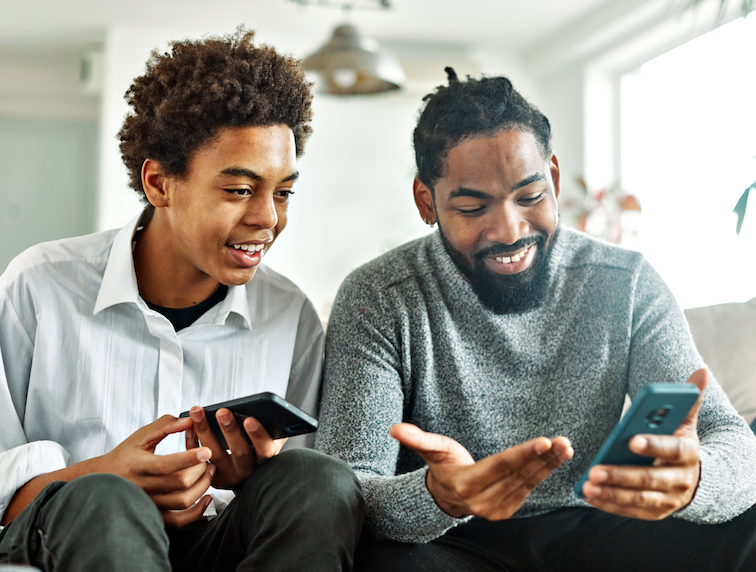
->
[495,245,530,264]
[230,243,265,252]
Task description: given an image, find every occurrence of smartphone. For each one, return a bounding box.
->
[574,383,700,498]
[180,392,318,449]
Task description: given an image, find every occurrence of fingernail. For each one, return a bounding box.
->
[197,448,211,462]
[186,427,194,440]
[208,464,216,476]
[218,410,232,427]
[633,436,648,450]
[190,407,203,422]
[592,468,608,483]
[246,417,260,432]
[535,439,551,455]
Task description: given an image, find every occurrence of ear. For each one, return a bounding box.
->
[141,159,170,208]
[413,177,436,225]
[549,153,561,200]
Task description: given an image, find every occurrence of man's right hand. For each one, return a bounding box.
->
[390,423,573,519]
[98,415,215,527]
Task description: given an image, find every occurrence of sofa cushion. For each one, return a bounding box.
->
[685,298,756,424]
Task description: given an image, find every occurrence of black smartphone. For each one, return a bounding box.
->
[574,383,700,498]
[180,392,318,449]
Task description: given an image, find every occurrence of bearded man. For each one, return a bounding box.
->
[316,68,756,571]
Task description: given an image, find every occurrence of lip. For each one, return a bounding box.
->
[482,243,537,275]
[226,242,268,268]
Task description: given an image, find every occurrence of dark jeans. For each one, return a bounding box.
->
[0,449,364,572]
[355,504,756,572]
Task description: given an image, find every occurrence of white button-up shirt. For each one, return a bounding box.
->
[0,213,324,521]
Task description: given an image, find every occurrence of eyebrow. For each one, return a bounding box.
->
[511,172,546,191]
[448,187,492,200]
[220,167,299,183]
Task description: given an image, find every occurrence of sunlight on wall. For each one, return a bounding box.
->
[621,13,756,309]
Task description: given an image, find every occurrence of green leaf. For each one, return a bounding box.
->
[734,184,752,235]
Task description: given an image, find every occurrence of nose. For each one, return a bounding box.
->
[485,202,529,246]
[243,191,278,229]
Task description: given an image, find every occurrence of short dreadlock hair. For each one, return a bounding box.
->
[413,68,552,191]
[119,27,313,201]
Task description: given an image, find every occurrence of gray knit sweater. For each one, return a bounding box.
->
[316,227,756,543]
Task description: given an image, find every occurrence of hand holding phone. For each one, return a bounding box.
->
[181,392,318,490]
[575,371,709,521]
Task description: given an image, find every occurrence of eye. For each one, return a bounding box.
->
[274,189,295,200]
[225,188,251,197]
[457,205,485,215]
[519,193,543,204]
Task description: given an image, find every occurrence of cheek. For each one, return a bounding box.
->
[275,205,289,235]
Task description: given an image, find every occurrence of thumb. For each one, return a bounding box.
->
[390,423,474,467]
[676,368,709,437]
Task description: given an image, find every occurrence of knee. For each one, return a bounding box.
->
[59,474,160,525]
[245,449,363,511]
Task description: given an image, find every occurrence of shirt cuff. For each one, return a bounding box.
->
[0,441,69,520]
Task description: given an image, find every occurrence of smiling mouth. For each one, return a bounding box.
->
[228,243,265,252]
[493,244,534,264]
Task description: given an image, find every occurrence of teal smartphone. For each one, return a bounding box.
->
[180,392,318,449]
[574,383,700,498]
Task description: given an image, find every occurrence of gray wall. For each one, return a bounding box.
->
[0,117,98,273]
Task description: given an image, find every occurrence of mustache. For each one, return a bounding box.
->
[475,236,544,260]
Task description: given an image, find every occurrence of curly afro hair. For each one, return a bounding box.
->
[119,27,313,201]
[413,67,552,192]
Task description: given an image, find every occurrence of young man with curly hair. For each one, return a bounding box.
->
[0,28,363,572]
[316,69,756,571]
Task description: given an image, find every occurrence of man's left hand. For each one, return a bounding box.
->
[581,368,709,520]
[187,407,287,490]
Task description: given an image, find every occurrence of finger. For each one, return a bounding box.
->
[244,417,278,461]
[140,447,212,477]
[162,495,213,528]
[139,415,195,450]
[587,464,697,493]
[676,368,709,436]
[152,463,216,511]
[471,448,571,520]
[628,434,699,465]
[216,409,255,466]
[185,425,199,450]
[582,483,681,520]
[139,460,210,495]
[390,423,475,466]
[189,406,229,461]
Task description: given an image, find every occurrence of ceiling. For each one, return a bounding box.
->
[0,0,624,56]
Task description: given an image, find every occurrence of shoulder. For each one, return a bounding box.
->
[337,235,430,301]
[557,227,646,276]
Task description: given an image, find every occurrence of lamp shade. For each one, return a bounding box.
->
[303,24,405,95]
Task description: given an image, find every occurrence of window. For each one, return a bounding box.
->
[620,13,756,309]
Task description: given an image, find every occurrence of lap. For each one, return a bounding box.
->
[355,505,756,572]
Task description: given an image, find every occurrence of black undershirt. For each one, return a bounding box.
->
[145,284,229,331]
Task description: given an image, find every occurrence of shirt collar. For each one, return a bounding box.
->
[93,209,253,330]
[93,211,144,315]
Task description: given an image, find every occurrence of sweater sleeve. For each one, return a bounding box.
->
[627,259,756,523]
[316,271,465,543]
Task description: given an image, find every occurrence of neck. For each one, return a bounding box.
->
[133,211,221,308]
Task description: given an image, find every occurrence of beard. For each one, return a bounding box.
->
[439,226,559,315]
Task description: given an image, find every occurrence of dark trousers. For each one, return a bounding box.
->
[0,449,364,572]
[355,504,756,572]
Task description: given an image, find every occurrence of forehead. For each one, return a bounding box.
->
[441,130,545,191]
[188,124,296,177]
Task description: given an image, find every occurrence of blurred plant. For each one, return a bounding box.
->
[734,179,755,234]
[560,178,642,244]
